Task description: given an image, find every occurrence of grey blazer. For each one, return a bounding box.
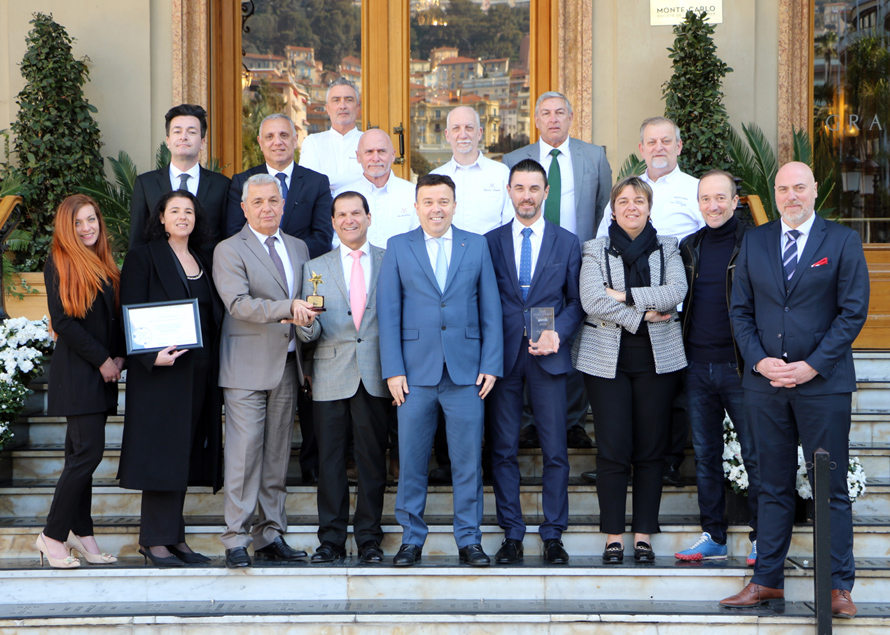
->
[572,235,687,378]
[213,225,320,391]
[502,138,612,242]
[301,245,389,402]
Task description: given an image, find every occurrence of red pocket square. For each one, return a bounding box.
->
[811,257,828,267]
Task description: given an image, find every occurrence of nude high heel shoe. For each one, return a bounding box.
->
[36,533,80,569]
[65,531,117,564]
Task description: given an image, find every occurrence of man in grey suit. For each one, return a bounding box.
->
[303,191,390,565]
[502,91,612,448]
[213,173,320,568]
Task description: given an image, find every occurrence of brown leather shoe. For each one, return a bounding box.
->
[720,582,784,608]
[389,457,400,481]
[831,589,857,618]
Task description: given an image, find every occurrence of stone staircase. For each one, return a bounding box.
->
[1,353,889,632]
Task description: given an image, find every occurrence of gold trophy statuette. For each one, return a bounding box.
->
[307,271,325,312]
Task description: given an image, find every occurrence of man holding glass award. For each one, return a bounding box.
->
[484,159,584,564]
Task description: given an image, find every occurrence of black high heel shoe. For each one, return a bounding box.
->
[139,547,184,567]
[167,545,211,564]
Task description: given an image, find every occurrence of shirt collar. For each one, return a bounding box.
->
[339,240,370,259]
[642,164,683,186]
[248,224,283,247]
[540,137,572,158]
[328,126,359,141]
[781,211,817,237]
[266,161,295,180]
[424,226,453,243]
[450,152,483,171]
[170,162,200,181]
[362,171,395,193]
[512,214,546,239]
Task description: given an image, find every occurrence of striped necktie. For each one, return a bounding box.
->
[782,229,801,287]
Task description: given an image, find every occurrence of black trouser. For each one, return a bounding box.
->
[664,374,688,468]
[583,342,680,535]
[44,412,107,542]
[314,382,389,547]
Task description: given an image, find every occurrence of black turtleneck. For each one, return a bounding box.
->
[687,215,738,364]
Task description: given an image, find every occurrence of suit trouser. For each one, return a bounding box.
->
[521,367,588,431]
[583,342,680,535]
[44,413,107,542]
[396,364,484,548]
[489,345,569,541]
[314,382,389,547]
[748,388,855,591]
[220,357,296,551]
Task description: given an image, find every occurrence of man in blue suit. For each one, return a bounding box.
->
[378,173,503,567]
[721,162,869,618]
[485,159,583,565]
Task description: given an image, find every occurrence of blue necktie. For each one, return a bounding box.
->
[434,237,448,292]
[276,172,289,201]
[519,227,533,301]
[783,229,801,287]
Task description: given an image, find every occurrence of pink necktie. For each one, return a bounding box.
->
[349,250,365,331]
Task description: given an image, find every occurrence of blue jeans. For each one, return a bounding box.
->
[686,361,759,544]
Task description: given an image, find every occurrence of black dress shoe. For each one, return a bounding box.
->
[663,463,682,486]
[518,425,540,449]
[393,544,422,567]
[254,536,308,561]
[139,547,184,568]
[602,542,624,564]
[167,545,211,564]
[567,425,594,449]
[311,541,346,563]
[495,538,524,564]
[543,538,569,564]
[302,467,319,485]
[458,543,490,566]
[429,465,453,484]
[225,547,251,569]
[358,540,384,564]
[634,541,656,563]
[580,470,597,483]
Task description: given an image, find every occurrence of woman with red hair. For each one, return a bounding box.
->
[36,194,125,568]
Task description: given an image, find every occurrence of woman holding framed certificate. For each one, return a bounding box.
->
[117,190,224,567]
[38,194,125,568]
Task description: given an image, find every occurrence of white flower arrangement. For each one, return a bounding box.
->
[0,317,54,451]
[723,415,867,502]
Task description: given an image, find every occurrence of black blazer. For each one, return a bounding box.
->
[44,256,124,416]
[224,163,333,259]
[128,165,231,252]
[117,239,225,492]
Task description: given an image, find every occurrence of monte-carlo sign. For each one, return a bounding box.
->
[650,1,723,26]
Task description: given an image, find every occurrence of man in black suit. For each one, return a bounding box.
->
[129,104,231,251]
[225,113,334,485]
[721,162,869,618]
[224,114,334,259]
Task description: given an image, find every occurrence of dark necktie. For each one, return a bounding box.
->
[783,229,801,287]
[544,148,561,225]
[276,172,289,201]
[178,173,190,192]
[519,227,533,301]
[265,236,294,342]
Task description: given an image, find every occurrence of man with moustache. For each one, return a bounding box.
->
[129,104,231,252]
[675,170,759,565]
[377,173,503,567]
[485,159,583,564]
[503,91,612,450]
[721,162,869,618]
[303,191,389,565]
[299,77,364,193]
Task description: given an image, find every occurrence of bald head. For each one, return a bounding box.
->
[774,161,818,228]
[357,129,395,183]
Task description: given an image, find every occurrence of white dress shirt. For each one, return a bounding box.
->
[431,153,512,235]
[512,215,546,280]
[248,225,296,352]
[169,162,200,195]
[299,127,363,193]
[595,165,703,241]
[539,138,576,235]
[780,211,816,265]
[339,240,371,296]
[423,226,453,272]
[335,172,418,248]
[265,161,295,198]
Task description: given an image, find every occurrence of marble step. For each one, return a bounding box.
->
[852,351,890,382]
[2,513,889,561]
[852,381,890,413]
[1,555,889,605]
[3,599,890,634]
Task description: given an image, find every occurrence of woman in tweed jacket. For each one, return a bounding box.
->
[572,176,687,564]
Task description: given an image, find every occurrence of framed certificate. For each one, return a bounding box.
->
[122,299,203,355]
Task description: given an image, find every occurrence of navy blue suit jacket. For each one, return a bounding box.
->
[377,226,504,386]
[486,220,583,377]
[730,213,869,395]
[224,163,334,259]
